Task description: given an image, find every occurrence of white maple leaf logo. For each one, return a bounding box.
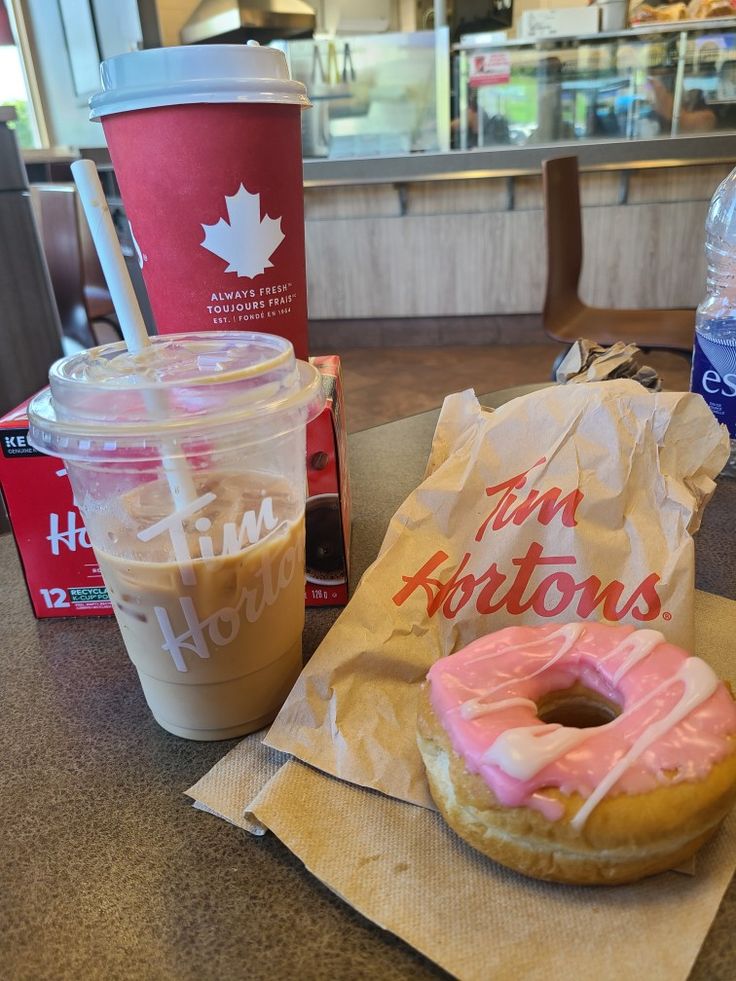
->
[200,184,285,278]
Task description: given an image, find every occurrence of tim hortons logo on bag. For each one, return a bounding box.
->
[392,457,663,622]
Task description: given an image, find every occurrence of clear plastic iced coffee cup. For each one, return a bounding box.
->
[28,332,324,740]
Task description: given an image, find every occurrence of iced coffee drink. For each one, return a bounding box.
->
[29,332,323,739]
[96,473,305,738]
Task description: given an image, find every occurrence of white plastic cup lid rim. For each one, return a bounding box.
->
[89,44,310,119]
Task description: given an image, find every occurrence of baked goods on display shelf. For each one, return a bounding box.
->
[629,0,736,22]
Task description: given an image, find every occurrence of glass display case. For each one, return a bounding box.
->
[455,19,736,149]
[274,28,450,159]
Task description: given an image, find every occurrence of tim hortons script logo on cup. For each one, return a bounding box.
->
[392,457,662,623]
[130,492,300,672]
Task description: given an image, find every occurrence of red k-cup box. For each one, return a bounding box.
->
[0,400,113,618]
[306,355,352,607]
[0,357,350,618]
[90,45,311,359]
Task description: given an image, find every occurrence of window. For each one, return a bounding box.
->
[0,0,43,147]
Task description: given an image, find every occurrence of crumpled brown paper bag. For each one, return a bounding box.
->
[266,381,729,807]
[555,338,662,390]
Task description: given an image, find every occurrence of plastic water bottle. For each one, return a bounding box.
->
[691,167,736,478]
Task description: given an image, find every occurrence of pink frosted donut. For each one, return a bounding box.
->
[417,622,736,884]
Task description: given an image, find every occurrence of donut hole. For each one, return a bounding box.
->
[537,683,622,729]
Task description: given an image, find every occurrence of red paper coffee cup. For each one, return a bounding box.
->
[90,45,311,359]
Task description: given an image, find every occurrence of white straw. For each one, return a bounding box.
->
[71,160,149,354]
[71,159,196,507]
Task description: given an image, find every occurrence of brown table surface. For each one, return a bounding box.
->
[2,385,736,980]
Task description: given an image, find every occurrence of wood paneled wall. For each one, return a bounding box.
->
[303,164,731,323]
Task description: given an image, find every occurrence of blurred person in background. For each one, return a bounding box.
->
[647,60,736,133]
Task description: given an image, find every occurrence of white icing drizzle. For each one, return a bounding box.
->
[483,724,591,780]
[459,626,662,725]
[599,629,665,685]
[452,624,719,829]
[463,624,720,828]
[461,696,537,721]
[570,658,720,829]
[463,622,586,665]
[459,623,587,710]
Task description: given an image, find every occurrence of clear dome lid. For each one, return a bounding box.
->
[28,332,323,460]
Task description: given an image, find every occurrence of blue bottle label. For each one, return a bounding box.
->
[691,332,736,437]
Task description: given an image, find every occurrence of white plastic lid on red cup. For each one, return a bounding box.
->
[89,42,310,119]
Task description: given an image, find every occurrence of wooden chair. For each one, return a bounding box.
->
[542,155,695,354]
[78,194,119,333]
[30,183,120,348]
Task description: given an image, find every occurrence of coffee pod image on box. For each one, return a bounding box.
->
[305,493,347,586]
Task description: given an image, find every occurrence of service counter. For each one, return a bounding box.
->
[27,134,736,345]
[298,136,735,337]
